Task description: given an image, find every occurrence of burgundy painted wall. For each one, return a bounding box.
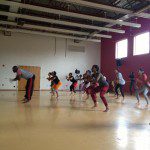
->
[101,18,150,92]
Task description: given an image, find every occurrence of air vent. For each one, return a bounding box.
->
[68,45,85,52]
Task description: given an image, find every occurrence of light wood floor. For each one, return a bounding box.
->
[0,91,150,150]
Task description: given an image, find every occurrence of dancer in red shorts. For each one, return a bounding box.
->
[85,65,99,100]
[66,73,78,94]
[90,73,109,112]
[86,65,109,112]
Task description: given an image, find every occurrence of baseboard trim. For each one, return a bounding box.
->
[0,89,17,91]
[0,89,69,91]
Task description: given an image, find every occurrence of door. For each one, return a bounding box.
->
[18,66,41,91]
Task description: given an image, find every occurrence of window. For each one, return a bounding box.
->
[115,39,128,59]
[134,32,150,55]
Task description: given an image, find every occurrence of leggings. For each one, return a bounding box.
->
[91,86,109,107]
[115,84,124,97]
[129,81,135,95]
[86,83,98,95]
[135,85,149,104]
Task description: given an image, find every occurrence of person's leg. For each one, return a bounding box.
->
[79,83,82,92]
[51,84,55,96]
[81,83,86,94]
[71,84,75,93]
[51,82,54,94]
[55,90,59,98]
[130,82,133,95]
[23,78,33,103]
[143,87,149,106]
[73,82,78,93]
[24,80,29,99]
[70,84,76,93]
[135,89,140,103]
[85,86,92,100]
[135,87,144,105]
[119,84,125,101]
[85,86,90,94]
[115,84,119,98]
[70,84,74,94]
[100,86,109,112]
[90,86,100,108]
[55,82,62,98]
[30,75,35,99]
[27,78,33,100]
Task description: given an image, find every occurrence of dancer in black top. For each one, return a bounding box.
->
[47,71,62,98]
[66,73,78,94]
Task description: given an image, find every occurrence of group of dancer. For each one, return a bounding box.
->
[10,65,150,112]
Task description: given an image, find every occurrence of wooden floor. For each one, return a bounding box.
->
[0,91,150,150]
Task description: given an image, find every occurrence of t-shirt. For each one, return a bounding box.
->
[117,72,125,85]
[98,73,109,87]
[53,76,60,84]
[83,74,90,84]
[129,74,135,82]
[17,69,33,80]
[70,76,77,83]
[91,73,99,83]
[137,73,149,87]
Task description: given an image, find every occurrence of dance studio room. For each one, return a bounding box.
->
[0,0,150,150]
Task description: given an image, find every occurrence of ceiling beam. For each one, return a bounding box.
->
[0,20,112,38]
[0,11,125,34]
[136,12,150,19]
[92,4,150,36]
[0,27,101,42]
[0,1,141,28]
[56,0,150,19]
[56,0,132,14]
[106,4,150,28]
[134,5,150,19]
[7,0,21,21]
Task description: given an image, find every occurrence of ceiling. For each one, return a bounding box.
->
[0,0,149,42]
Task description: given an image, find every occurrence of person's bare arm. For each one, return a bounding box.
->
[12,75,21,81]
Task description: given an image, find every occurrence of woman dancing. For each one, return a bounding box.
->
[89,65,109,112]
[47,71,62,98]
[66,73,78,94]
[135,68,149,108]
[114,69,125,102]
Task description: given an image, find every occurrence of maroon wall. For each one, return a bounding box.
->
[101,18,150,92]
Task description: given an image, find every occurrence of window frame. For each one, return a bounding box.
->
[133,31,150,56]
[115,38,128,59]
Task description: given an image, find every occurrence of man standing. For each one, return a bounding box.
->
[10,66,35,103]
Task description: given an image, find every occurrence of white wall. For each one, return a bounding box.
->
[0,32,100,90]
